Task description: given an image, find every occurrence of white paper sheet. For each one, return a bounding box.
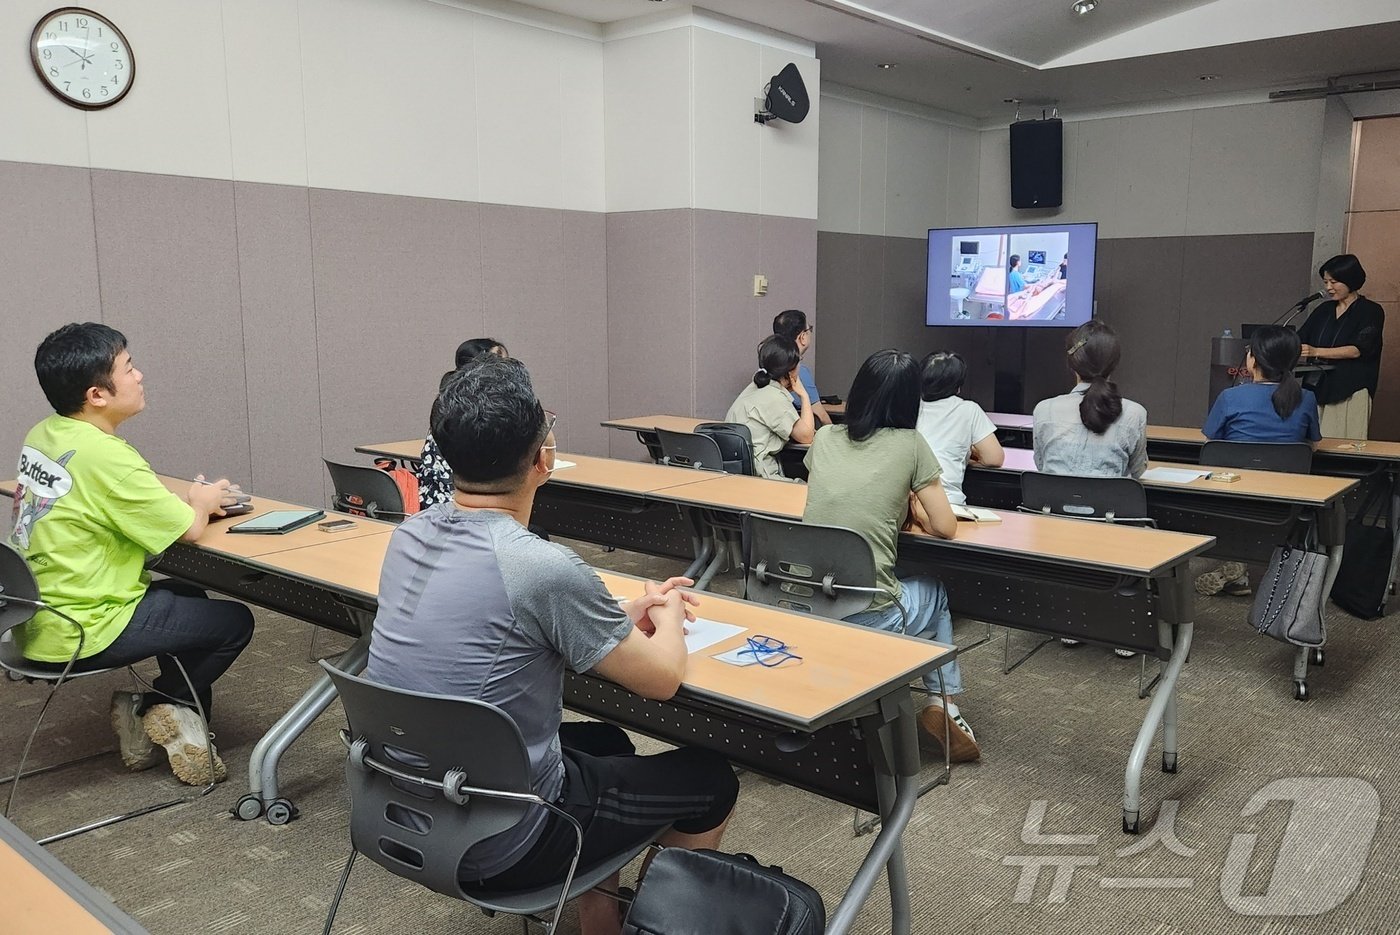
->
[553,459,577,471]
[683,617,746,654]
[1141,467,1211,484]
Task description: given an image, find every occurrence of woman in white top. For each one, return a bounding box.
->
[914,351,1004,505]
[724,335,815,479]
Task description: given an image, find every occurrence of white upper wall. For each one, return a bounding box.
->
[604,16,819,217]
[1,0,817,218]
[817,88,982,238]
[976,99,1326,236]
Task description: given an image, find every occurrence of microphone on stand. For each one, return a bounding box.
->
[1273,291,1325,327]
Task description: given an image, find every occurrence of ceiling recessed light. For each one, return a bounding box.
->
[876,63,897,70]
[1071,0,1097,14]
[1198,74,1220,81]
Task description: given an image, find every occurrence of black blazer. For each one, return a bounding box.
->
[1297,296,1384,404]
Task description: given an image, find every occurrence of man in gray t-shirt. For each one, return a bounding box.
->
[366,355,737,935]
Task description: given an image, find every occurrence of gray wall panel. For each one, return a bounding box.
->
[91,170,250,487]
[605,210,694,457]
[234,181,323,506]
[693,211,761,420]
[0,163,102,458]
[817,229,1318,427]
[561,210,610,458]
[757,214,820,386]
[309,189,483,467]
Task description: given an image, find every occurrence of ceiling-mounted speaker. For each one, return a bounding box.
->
[1009,118,1063,208]
[755,63,809,125]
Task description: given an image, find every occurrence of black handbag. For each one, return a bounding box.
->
[1330,483,1393,620]
[1249,522,1328,647]
[623,849,825,935]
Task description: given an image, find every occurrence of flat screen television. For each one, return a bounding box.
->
[928,222,1097,328]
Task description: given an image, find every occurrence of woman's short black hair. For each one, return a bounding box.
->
[920,351,967,402]
[1318,254,1366,292]
[34,322,128,416]
[752,334,801,389]
[1008,254,1021,270]
[845,349,920,443]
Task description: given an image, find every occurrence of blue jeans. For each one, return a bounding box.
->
[845,575,961,696]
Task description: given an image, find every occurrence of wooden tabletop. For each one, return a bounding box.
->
[600,415,708,434]
[548,454,720,495]
[0,815,145,934]
[986,450,1356,506]
[355,439,424,461]
[598,572,947,728]
[652,473,1212,577]
[155,476,393,558]
[252,530,392,600]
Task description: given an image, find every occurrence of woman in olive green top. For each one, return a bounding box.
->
[725,335,815,479]
[802,349,979,762]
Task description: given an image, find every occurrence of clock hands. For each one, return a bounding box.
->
[64,43,94,68]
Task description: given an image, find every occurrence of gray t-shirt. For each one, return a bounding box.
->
[1032,384,1148,478]
[725,381,799,479]
[915,396,997,506]
[802,426,941,611]
[365,505,633,880]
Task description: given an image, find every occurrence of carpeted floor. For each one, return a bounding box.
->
[3,540,1398,935]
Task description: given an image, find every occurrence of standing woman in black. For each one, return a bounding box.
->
[1298,254,1384,439]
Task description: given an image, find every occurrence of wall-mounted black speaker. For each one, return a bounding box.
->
[1009,118,1063,208]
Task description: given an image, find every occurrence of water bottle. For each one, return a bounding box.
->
[1222,327,1233,339]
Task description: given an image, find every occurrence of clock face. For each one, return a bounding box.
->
[31,7,134,109]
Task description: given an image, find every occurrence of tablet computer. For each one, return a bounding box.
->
[227,509,325,535]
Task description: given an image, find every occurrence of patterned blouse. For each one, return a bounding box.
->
[415,434,454,510]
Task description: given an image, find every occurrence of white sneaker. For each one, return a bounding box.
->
[110,691,160,771]
[142,703,226,785]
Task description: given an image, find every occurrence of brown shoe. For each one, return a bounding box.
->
[919,705,981,762]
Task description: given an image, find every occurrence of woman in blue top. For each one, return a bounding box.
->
[1197,325,1319,596]
[1007,254,1027,294]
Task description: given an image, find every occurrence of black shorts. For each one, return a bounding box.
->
[471,722,738,889]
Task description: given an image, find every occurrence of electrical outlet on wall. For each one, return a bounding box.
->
[753,274,768,296]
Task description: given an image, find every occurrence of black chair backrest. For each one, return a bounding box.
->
[656,429,727,473]
[1020,473,1153,525]
[324,459,407,521]
[742,513,887,618]
[0,543,42,638]
[320,661,537,899]
[1199,440,1312,474]
[695,422,756,476]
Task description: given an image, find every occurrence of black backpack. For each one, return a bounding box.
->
[623,849,825,935]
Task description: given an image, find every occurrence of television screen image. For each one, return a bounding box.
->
[927,222,1097,328]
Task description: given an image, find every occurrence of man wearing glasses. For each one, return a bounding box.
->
[772,308,832,426]
[365,355,737,935]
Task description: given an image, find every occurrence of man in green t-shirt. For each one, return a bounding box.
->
[9,323,254,786]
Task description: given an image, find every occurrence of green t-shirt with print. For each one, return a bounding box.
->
[802,426,941,611]
[9,415,195,662]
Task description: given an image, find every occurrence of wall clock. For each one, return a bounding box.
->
[31,7,134,109]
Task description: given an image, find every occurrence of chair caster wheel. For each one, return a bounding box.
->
[233,794,264,821]
[1162,752,1178,774]
[265,798,298,825]
[1293,680,1309,701]
[1310,648,1324,667]
[1122,813,1140,835]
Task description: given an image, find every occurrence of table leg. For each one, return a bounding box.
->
[237,636,370,822]
[1123,572,1193,835]
[828,693,919,935]
[1389,472,1400,610]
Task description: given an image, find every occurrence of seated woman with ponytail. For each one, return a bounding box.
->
[1032,320,1147,479]
[725,334,815,479]
[1195,325,1320,596]
[1033,321,1148,655]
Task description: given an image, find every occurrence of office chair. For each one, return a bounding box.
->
[1199,440,1313,475]
[0,543,216,845]
[323,459,411,523]
[320,661,658,935]
[656,430,741,589]
[693,422,757,477]
[740,513,951,835]
[1019,473,1163,695]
